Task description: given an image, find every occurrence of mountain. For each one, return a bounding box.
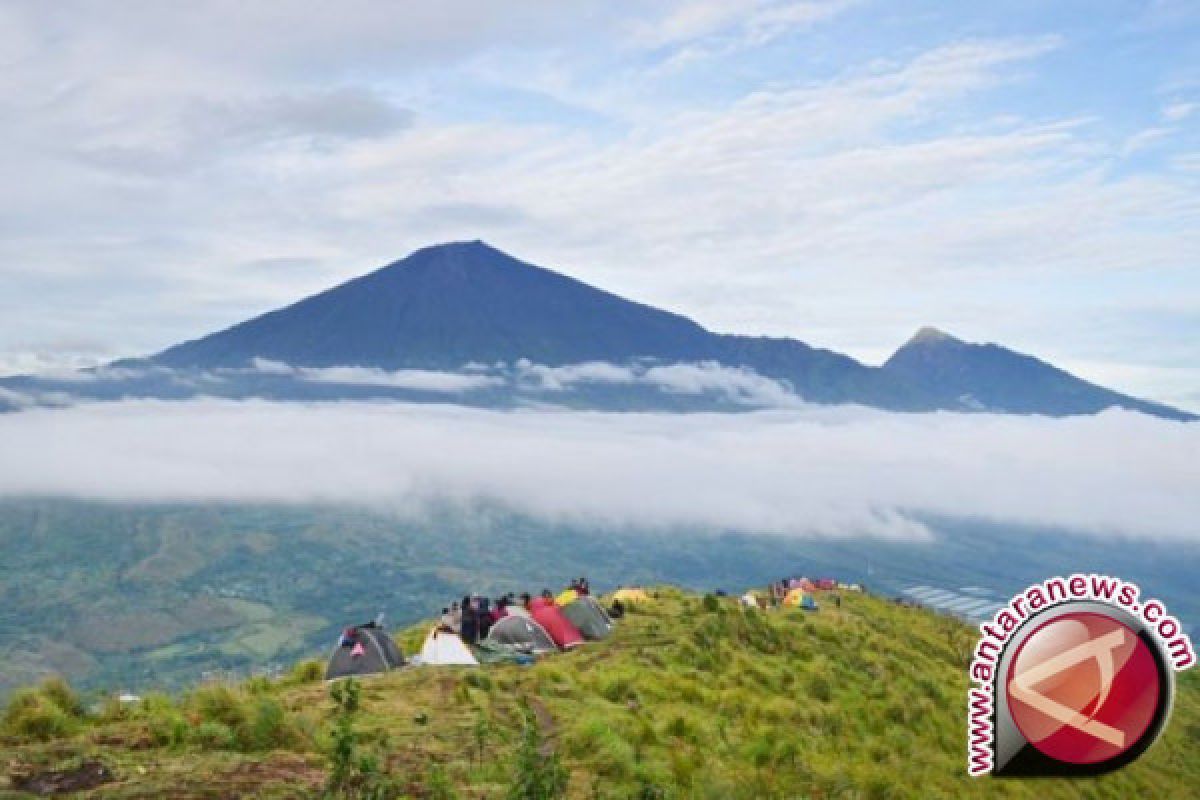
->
[4,240,1191,419]
[3,587,1198,798]
[881,326,1188,418]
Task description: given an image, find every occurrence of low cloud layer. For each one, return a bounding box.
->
[513,359,802,406]
[250,358,502,392]
[0,400,1194,543]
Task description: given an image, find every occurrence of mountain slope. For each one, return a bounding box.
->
[142,240,1192,418]
[155,241,717,370]
[882,327,1190,419]
[2,588,1197,798]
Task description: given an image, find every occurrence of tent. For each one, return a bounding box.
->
[530,597,584,649]
[486,615,558,654]
[783,588,818,610]
[561,596,614,641]
[419,627,479,666]
[612,588,649,604]
[556,588,579,607]
[325,626,404,680]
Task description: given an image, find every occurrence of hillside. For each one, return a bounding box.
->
[1,588,1196,798]
[3,501,1198,700]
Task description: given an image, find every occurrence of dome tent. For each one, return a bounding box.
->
[325,626,405,680]
[530,597,584,649]
[486,615,558,654]
[419,627,479,666]
[561,596,614,640]
[783,588,818,610]
[612,587,650,604]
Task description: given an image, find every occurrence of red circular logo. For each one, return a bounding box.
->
[1006,612,1160,765]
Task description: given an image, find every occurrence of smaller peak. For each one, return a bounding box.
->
[906,326,961,346]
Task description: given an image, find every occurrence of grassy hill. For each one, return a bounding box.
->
[4,499,1198,700]
[0,588,1196,798]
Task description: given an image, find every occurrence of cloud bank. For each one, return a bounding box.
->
[0,399,1194,543]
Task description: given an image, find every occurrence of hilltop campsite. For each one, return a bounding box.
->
[1,583,1197,799]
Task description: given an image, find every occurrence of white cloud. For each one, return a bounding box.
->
[642,362,801,406]
[1163,102,1195,122]
[246,358,500,392]
[0,400,1194,543]
[295,365,501,393]
[516,360,638,391]
[514,359,802,406]
[0,3,1193,410]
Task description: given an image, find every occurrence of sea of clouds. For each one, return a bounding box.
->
[0,398,1194,543]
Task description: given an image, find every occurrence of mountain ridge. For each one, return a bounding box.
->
[1,240,1191,419]
[147,240,1192,419]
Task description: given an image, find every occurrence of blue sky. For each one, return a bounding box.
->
[0,1,1196,408]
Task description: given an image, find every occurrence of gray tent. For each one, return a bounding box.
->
[486,615,558,654]
[325,626,404,680]
[561,596,614,641]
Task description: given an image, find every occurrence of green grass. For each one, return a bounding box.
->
[0,588,1196,798]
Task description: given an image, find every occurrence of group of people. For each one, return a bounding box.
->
[436,577,602,645]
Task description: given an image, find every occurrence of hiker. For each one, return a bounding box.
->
[340,627,357,647]
[492,596,509,622]
[461,595,478,644]
[541,589,554,601]
[609,597,626,619]
[578,577,590,595]
[438,607,455,633]
[450,601,462,632]
[520,592,532,611]
[476,597,494,639]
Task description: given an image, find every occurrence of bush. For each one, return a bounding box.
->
[39,676,85,718]
[190,720,237,750]
[808,675,833,703]
[2,688,78,741]
[701,594,720,613]
[188,684,248,731]
[508,705,569,800]
[244,695,294,750]
[287,659,325,685]
[464,672,493,691]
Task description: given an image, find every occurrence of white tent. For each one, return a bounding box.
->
[419,627,479,666]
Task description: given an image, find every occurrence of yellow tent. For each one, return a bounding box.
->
[556,588,579,607]
[782,588,813,608]
[612,588,650,604]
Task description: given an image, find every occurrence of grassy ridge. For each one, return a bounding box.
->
[0,588,1196,798]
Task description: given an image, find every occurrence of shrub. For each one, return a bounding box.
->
[426,763,461,800]
[808,675,833,703]
[288,659,325,684]
[701,594,720,613]
[244,696,294,750]
[188,684,248,731]
[245,675,274,695]
[464,671,492,691]
[39,676,85,718]
[2,688,78,741]
[508,704,569,800]
[190,720,237,750]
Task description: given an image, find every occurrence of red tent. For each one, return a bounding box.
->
[530,597,584,649]
[815,578,837,591]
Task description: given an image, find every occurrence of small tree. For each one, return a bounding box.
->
[506,704,568,800]
[325,679,396,800]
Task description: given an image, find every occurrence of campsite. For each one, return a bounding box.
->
[2,584,1197,798]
